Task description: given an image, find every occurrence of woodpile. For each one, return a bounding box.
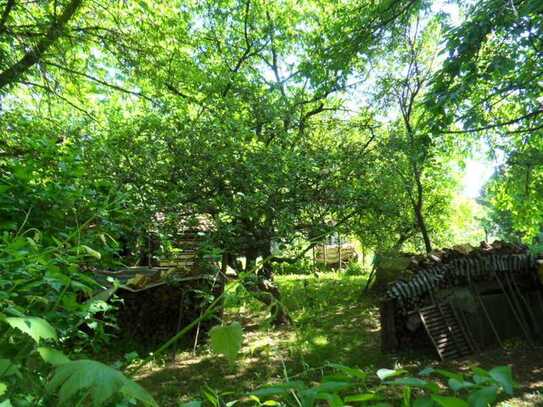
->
[95,221,224,350]
[381,241,543,354]
[386,241,538,311]
[115,273,223,350]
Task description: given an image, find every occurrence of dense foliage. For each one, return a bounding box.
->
[0,0,541,405]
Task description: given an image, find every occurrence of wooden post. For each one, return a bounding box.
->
[323,243,327,268]
[312,246,316,267]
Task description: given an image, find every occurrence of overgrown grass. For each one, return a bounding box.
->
[136,271,390,405]
[135,272,543,406]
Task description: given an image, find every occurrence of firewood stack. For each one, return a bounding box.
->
[96,219,224,351]
[381,241,542,353]
[115,273,223,350]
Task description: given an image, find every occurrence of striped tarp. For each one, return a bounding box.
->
[386,254,537,309]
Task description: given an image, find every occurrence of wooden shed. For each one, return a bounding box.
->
[380,242,543,360]
[94,223,224,350]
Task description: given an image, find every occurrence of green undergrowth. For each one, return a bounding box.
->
[136,271,425,405]
[135,271,543,407]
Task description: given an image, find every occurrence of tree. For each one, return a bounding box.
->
[427,0,543,245]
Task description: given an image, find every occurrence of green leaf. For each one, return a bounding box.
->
[468,385,498,407]
[0,360,20,378]
[387,377,440,394]
[434,369,463,381]
[250,381,305,397]
[209,322,243,362]
[0,400,12,407]
[315,392,343,407]
[488,366,513,395]
[419,367,434,376]
[313,381,352,393]
[327,363,367,380]
[0,382,6,396]
[81,245,101,259]
[344,393,378,403]
[431,395,468,407]
[413,397,434,407]
[5,317,57,343]
[386,377,427,387]
[37,347,70,366]
[448,378,474,392]
[178,401,202,407]
[47,359,157,406]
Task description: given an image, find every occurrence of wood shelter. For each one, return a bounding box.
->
[380,242,543,360]
[94,221,224,349]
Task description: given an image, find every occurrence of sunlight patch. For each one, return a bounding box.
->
[312,335,329,346]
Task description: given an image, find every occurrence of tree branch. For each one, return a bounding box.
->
[0,0,15,33]
[0,0,82,90]
[43,60,155,102]
[442,108,543,134]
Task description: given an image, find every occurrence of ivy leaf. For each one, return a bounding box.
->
[209,322,243,362]
[5,317,57,343]
[47,359,157,406]
[37,347,71,366]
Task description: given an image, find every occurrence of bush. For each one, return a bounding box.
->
[343,261,366,276]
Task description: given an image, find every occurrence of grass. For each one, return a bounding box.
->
[134,271,543,406]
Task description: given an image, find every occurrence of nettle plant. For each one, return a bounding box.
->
[0,230,157,406]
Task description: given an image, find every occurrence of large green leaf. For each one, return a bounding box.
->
[0,382,6,396]
[468,385,498,407]
[37,347,70,366]
[209,322,243,362]
[47,359,157,406]
[489,366,513,395]
[5,317,57,343]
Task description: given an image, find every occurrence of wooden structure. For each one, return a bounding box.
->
[314,233,358,269]
[380,242,543,360]
[94,224,223,349]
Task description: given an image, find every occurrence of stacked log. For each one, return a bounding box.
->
[381,241,542,352]
[386,241,538,310]
[115,273,223,350]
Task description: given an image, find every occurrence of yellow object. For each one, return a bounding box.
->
[126,274,149,288]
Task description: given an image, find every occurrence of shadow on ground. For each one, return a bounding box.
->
[135,272,543,406]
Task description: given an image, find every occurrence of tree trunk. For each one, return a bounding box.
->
[413,170,432,254]
[257,240,291,325]
[414,201,432,254]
